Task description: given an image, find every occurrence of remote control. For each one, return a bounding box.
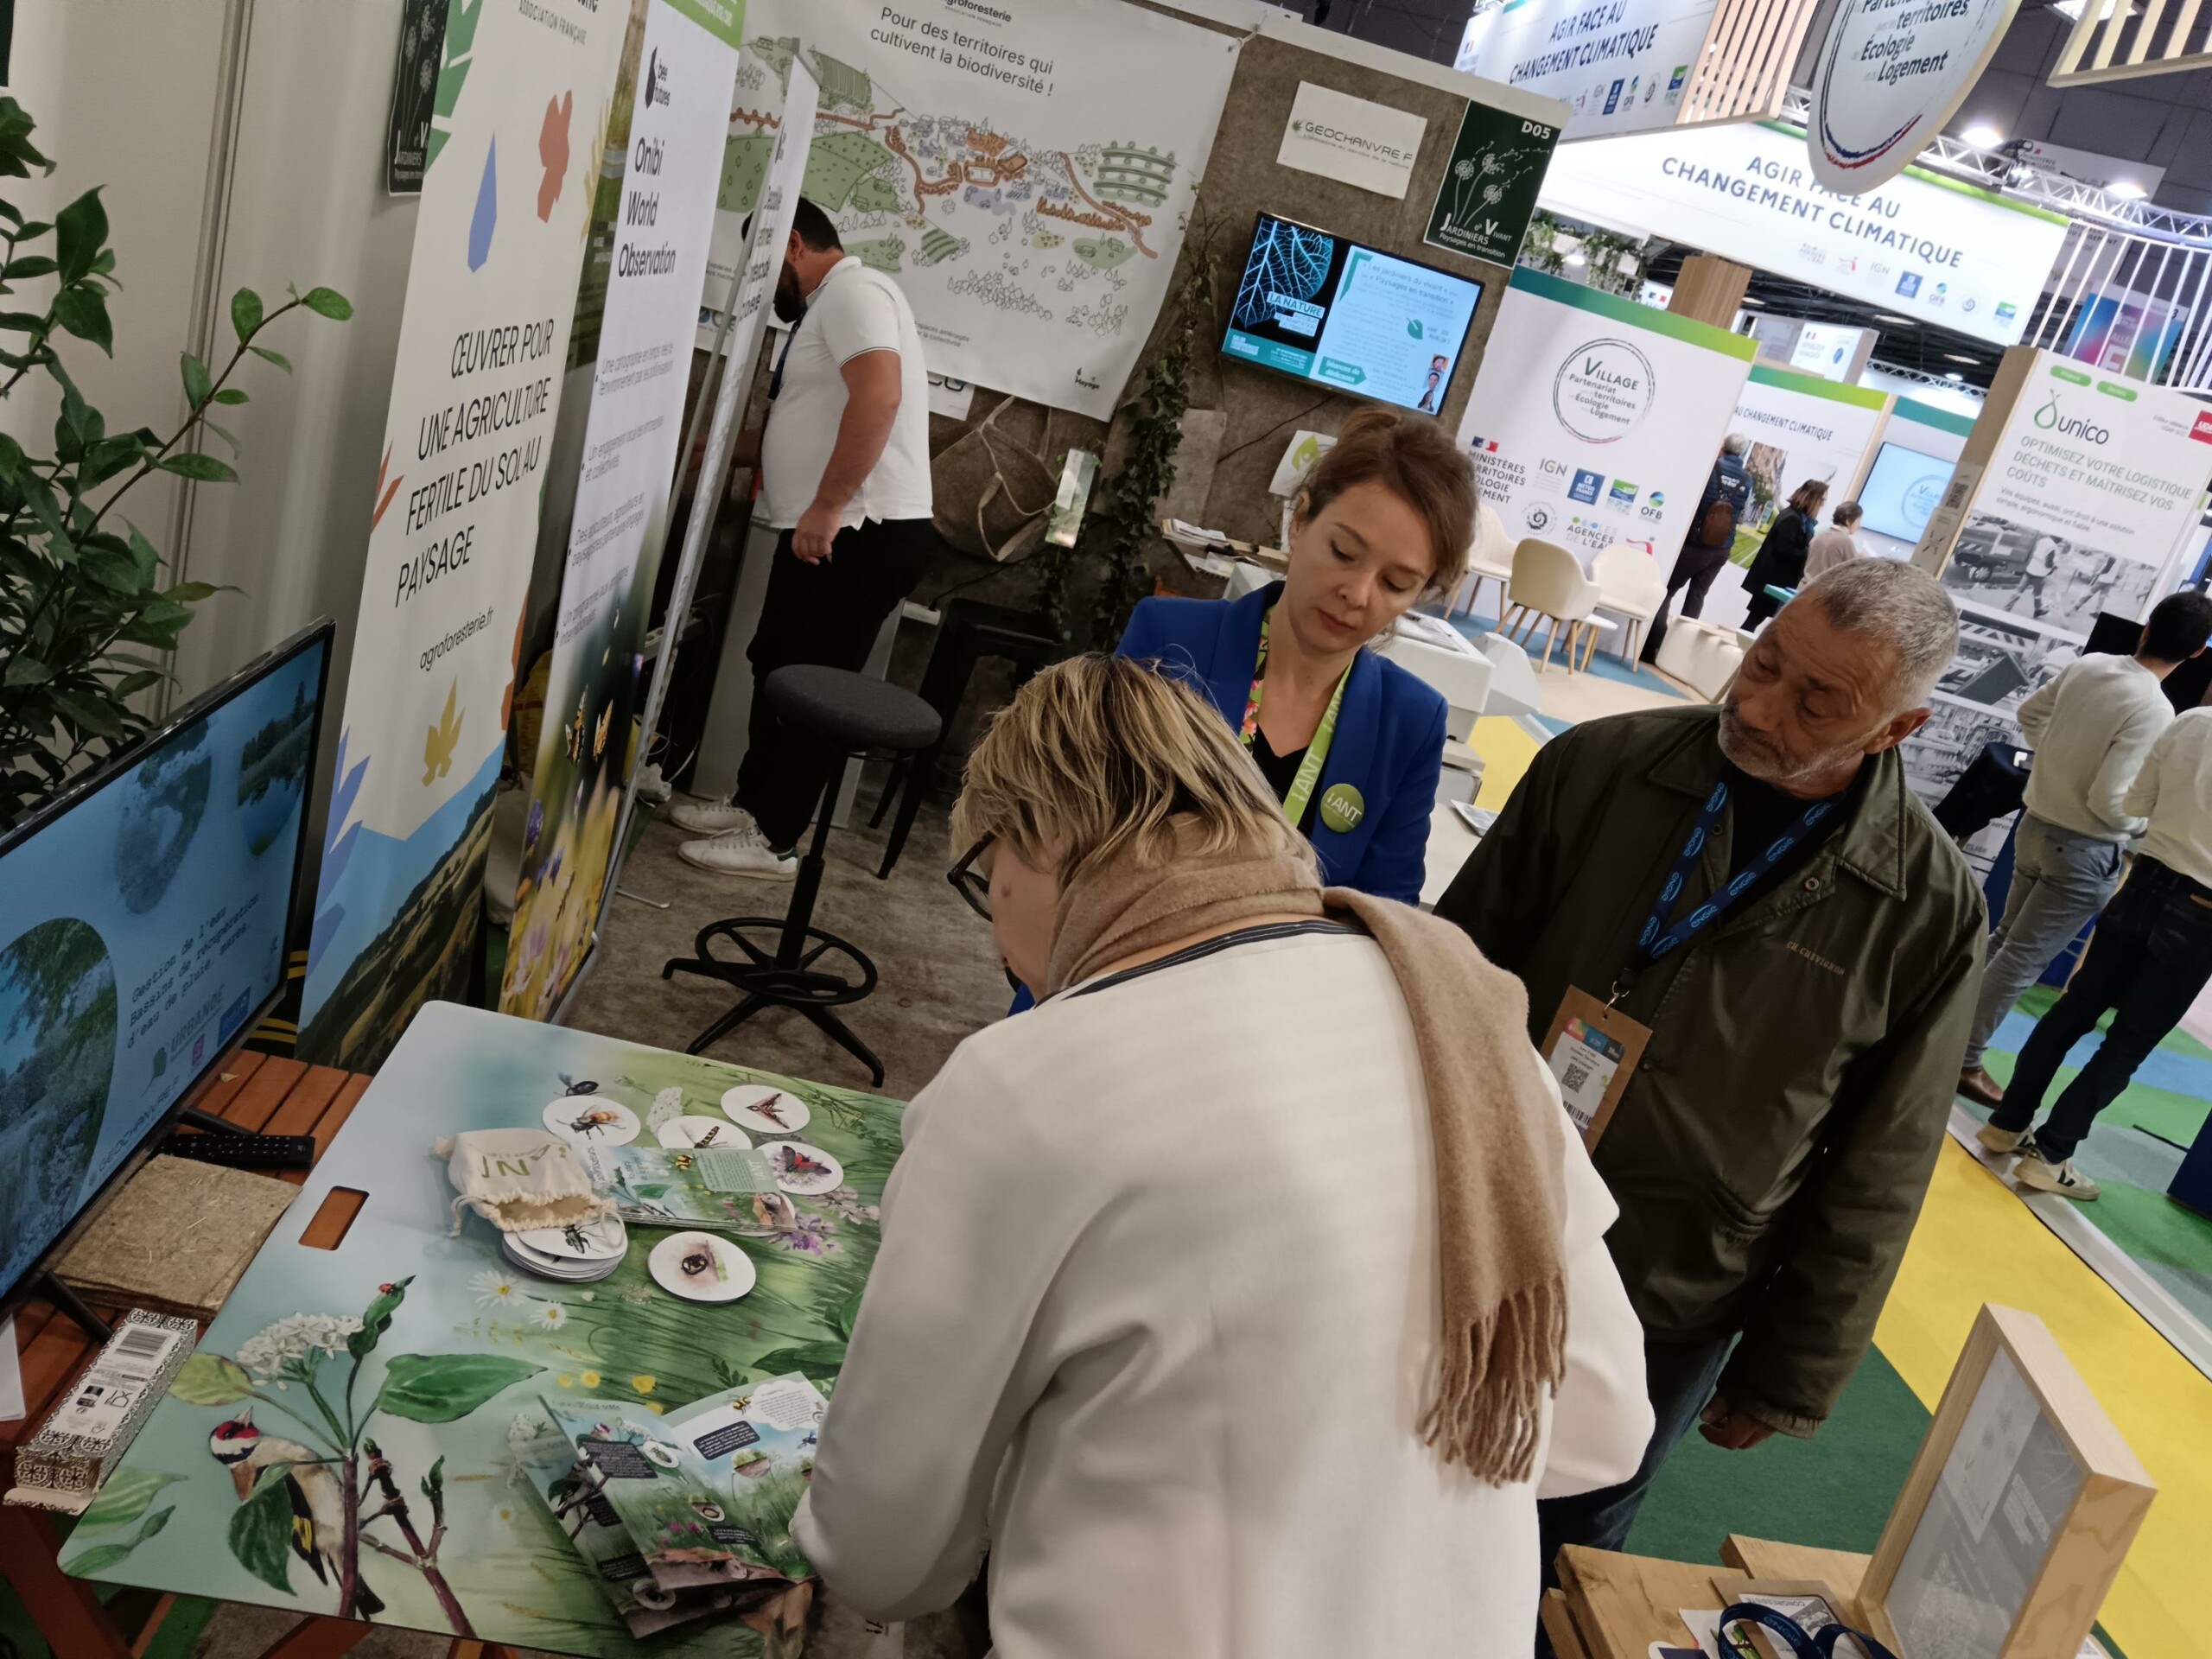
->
[163,1130,317,1172]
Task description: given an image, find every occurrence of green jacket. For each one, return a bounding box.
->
[1437,705,1984,1435]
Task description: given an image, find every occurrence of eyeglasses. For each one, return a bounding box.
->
[947,837,992,919]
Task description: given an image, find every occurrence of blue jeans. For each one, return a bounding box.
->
[1538,1332,1731,1581]
[1962,815,2125,1068]
[1992,857,2212,1160]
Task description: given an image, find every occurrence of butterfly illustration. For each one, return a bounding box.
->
[779,1146,831,1179]
[750,1092,794,1130]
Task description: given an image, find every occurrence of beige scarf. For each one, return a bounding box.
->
[1048,842,1568,1484]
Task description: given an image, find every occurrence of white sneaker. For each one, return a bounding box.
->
[1975,1121,2033,1156]
[2015,1153,2099,1201]
[670,798,758,836]
[678,824,797,880]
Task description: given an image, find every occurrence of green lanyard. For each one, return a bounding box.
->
[1241,609,1351,828]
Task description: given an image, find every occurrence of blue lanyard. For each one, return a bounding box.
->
[1632,777,1839,972]
[768,306,805,401]
[1719,1603,1898,1659]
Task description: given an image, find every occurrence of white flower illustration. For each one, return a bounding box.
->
[535,1300,569,1331]
[234,1313,363,1382]
[471,1269,519,1308]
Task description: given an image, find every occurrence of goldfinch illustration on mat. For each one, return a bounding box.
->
[209,1411,385,1614]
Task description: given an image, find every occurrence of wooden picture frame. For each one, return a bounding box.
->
[1859,1305,2155,1659]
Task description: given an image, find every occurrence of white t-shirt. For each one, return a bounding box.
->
[759,257,932,531]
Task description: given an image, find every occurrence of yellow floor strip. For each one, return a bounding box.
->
[1874,1141,2212,1658]
[1471,715,1543,813]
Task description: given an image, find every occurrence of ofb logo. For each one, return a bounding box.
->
[1553,338,1656,444]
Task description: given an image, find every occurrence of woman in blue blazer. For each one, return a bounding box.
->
[1116,408,1474,905]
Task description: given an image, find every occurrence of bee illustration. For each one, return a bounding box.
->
[567,1107,624,1139]
[671,1151,696,1172]
[728,1395,752,1415]
[800,1429,818,1450]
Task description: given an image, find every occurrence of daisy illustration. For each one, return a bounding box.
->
[471,1269,519,1308]
[535,1300,570,1331]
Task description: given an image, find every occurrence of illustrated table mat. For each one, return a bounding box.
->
[57,1002,906,1657]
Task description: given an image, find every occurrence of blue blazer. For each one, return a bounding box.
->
[1116,582,1447,905]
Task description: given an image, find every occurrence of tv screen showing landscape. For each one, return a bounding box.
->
[1859,442,1957,544]
[0,625,330,1300]
[1223,212,1482,416]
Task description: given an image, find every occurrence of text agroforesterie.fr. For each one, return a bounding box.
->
[395,318,559,606]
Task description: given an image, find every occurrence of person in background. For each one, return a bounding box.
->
[1960,593,2212,1111]
[1741,480,1830,628]
[793,656,1651,1657]
[671,197,933,878]
[1436,559,1983,1574]
[1116,406,1471,905]
[1803,500,1866,582]
[2024,533,2063,620]
[1640,433,1754,665]
[1980,698,2212,1199]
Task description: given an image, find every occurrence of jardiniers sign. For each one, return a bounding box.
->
[1808,0,2021,191]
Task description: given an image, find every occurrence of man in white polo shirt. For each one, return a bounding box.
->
[1959,591,2212,1109]
[675,199,934,878]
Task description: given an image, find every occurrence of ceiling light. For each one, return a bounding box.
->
[1943,353,1980,364]
[1962,124,2004,149]
[1945,372,1965,382]
[1565,251,1586,267]
[2108,179,2148,200]
[1873,313,1915,324]
[1740,296,1764,306]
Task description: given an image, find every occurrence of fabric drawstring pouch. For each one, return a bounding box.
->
[435,1129,616,1236]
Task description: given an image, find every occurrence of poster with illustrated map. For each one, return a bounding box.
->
[739,0,1241,418]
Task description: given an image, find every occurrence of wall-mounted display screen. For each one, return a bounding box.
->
[1859,441,1957,543]
[1224,212,1482,416]
[0,624,331,1303]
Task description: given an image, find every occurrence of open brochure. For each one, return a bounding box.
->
[574,1141,779,1229]
[518,1375,825,1635]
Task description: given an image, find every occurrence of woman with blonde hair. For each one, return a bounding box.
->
[793,655,1649,1657]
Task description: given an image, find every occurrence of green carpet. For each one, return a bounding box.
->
[1982,1050,2212,1147]
[1628,1344,1929,1563]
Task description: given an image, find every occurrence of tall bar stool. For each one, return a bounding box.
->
[869,597,1065,880]
[661,665,939,1086]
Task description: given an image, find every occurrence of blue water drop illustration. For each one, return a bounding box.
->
[468,136,498,271]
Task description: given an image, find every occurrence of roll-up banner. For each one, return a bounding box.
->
[740,0,1241,419]
[1456,266,1756,577]
[499,0,750,1023]
[1902,348,2212,805]
[300,0,632,1070]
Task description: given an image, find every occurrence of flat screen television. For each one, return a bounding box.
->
[1858,441,1956,543]
[1223,212,1482,416]
[0,620,333,1307]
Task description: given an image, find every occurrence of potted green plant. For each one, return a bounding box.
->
[0,97,351,830]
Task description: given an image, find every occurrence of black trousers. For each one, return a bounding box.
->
[1990,856,2212,1160]
[1639,540,1734,664]
[734,517,934,849]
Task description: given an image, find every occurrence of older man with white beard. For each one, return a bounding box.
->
[1437,558,1985,1588]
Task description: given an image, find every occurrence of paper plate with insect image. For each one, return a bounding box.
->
[517,1212,628,1262]
[719,1084,809,1137]
[658,1116,751,1151]
[650,1230,757,1303]
[765,1141,842,1197]
[545,1095,641,1146]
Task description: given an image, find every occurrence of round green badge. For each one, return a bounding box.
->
[1319,783,1366,834]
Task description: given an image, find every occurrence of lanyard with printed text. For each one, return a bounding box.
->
[1241,608,1351,830]
[1625,777,1839,982]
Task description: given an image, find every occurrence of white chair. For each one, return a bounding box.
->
[1471,630,1544,721]
[1589,542,1668,665]
[1373,631,1492,742]
[1655,616,1746,702]
[1498,537,1601,673]
[1448,499,1516,623]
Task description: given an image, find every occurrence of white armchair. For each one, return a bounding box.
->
[1447,499,1515,624]
[1589,542,1668,665]
[1500,538,1601,673]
